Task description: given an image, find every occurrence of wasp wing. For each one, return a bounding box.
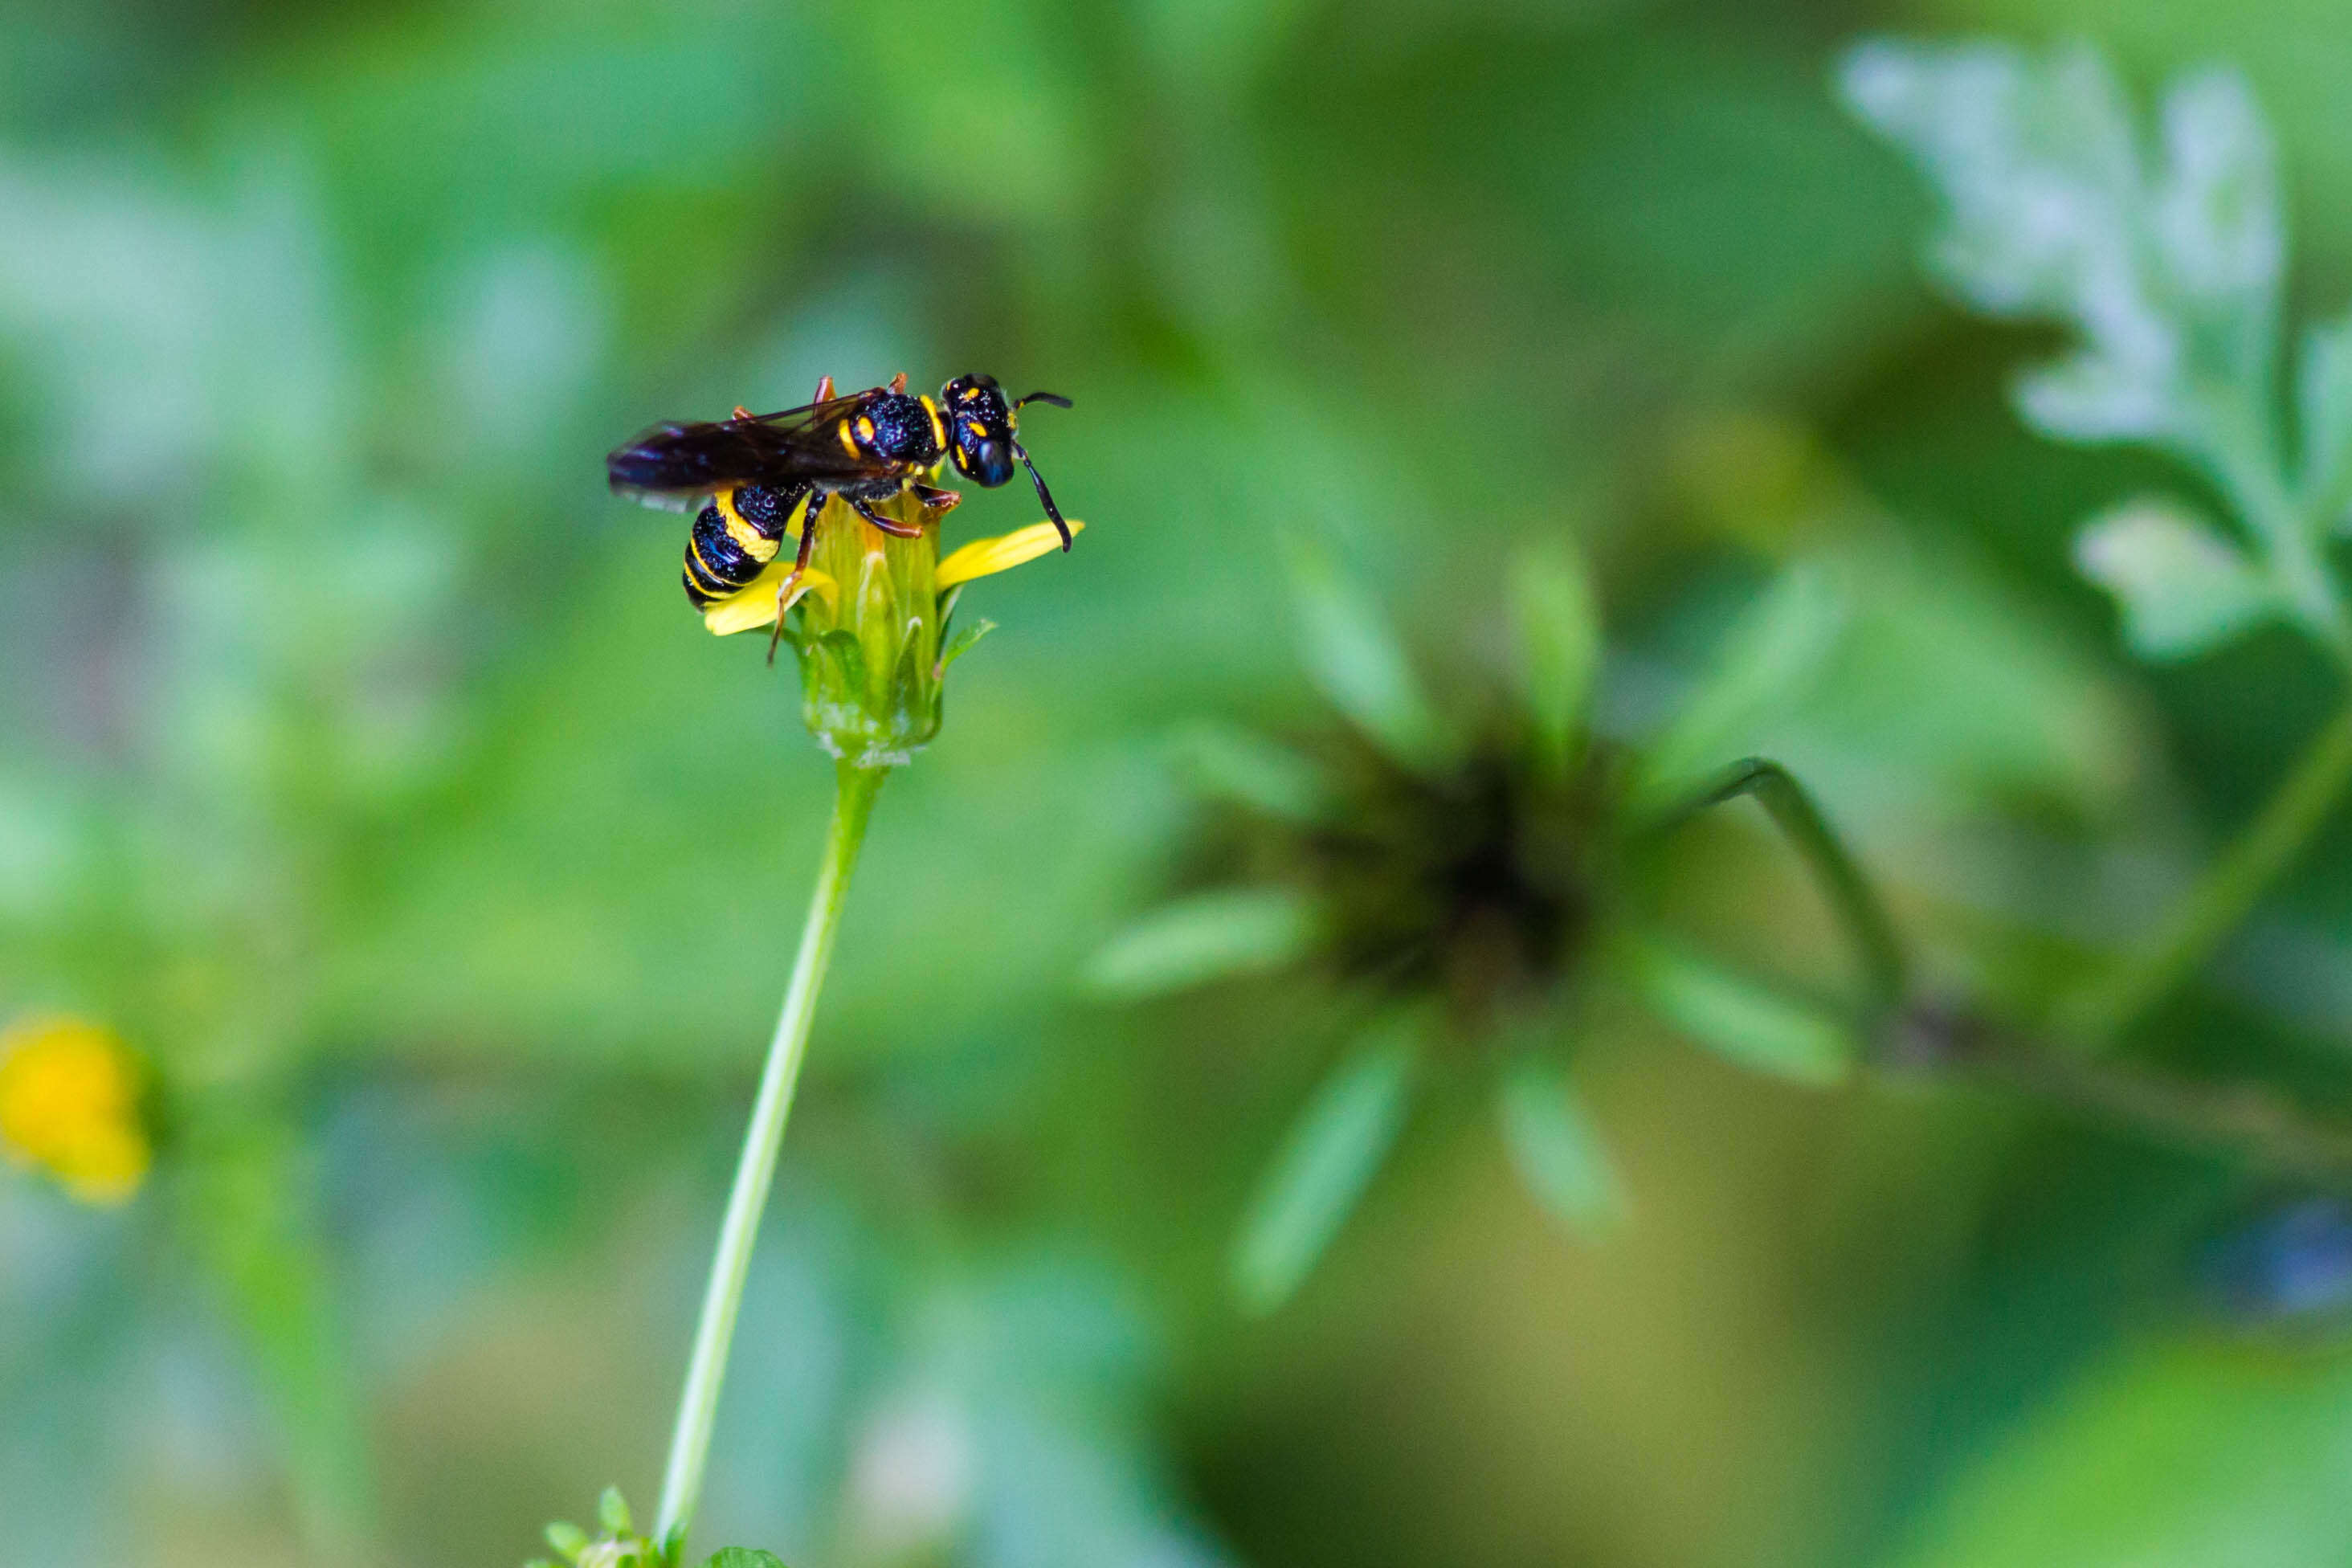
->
[606,390,889,504]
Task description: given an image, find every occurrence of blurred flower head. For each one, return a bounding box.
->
[699,489,1082,769]
[0,1013,152,1206]
[1092,543,1878,1309]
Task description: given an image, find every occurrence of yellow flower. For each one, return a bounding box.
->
[701,517,1085,637]
[0,1014,151,1205]
[695,489,1086,767]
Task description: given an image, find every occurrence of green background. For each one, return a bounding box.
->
[8,1,2352,1565]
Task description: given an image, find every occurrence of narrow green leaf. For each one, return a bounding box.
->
[1497,1056,1626,1235]
[1170,722,1332,823]
[1511,542,1602,776]
[2298,312,2352,515]
[1634,565,1845,811]
[938,616,998,671]
[545,1521,590,1558]
[702,1550,790,1568]
[597,1486,632,1537]
[1620,934,1854,1086]
[1232,1022,1419,1313]
[2072,497,2282,660]
[1084,887,1318,998]
[1287,537,1451,770]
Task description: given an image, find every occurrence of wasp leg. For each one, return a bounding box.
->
[910,482,962,515]
[811,374,835,403]
[732,405,755,422]
[848,494,924,538]
[763,498,825,667]
[887,371,908,394]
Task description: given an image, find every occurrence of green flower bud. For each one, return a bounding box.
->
[696,488,1084,768]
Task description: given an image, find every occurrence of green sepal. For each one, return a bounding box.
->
[703,1551,790,1568]
[1084,887,1319,998]
[939,617,998,672]
[1619,932,1855,1086]
[1231,1015,1420,1313]
[1496,1052,1626,1235]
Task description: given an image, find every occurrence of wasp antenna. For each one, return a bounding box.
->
[1015,390,1073,410]
[1015,441,1073,551]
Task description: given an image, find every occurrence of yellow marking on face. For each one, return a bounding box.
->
[921,395,945,452]
[838,419,860,458]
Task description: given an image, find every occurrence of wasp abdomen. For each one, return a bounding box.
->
[682,484,801,606]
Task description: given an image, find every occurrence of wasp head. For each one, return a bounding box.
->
[941,374,1018,486]
[941,374,1076,549]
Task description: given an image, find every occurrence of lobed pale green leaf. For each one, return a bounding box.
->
[2072,497,2282,660]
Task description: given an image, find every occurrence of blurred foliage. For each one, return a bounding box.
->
[12,2,2352,1567]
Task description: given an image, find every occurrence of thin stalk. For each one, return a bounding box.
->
[2066,700,2352,1049]
[1646,757,1909,1027]
[1963,1027,2352,1181]
[654,760,888,1558]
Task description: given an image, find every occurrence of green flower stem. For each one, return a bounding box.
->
[1934,1015,2352,1181]
[2066,700,2352,1049]
[1646,757,1909,1027]
[654,759,888,1558]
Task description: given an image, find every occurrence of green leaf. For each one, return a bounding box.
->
[1511,542,1602,776]
[1231,1020,1419,1313]
[937,616,998,671]
[1619,934,1853,1085]
[1841,42,2283,457]
[1169,722,1332,823]
[1496,1055,1625,1235]
[2072,497,2282,660]
[2297,310,2352,513]
[544,1521,590,1559]
[1890,1339,2352,1568]
[1287,537,1452,771]
[597,1487,632,1537]
[1084,887,1318,998]
[703,1550,790,1568]
[1634,564,1845,811]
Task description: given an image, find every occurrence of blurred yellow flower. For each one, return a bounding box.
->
[700,516,1084,636]
[0,1014,151,1205]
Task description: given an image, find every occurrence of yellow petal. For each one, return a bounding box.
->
[701,566,839,636]
[936,519,1086,589]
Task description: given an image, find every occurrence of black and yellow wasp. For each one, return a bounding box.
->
[607,371,1073,609]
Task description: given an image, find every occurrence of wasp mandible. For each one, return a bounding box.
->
[607,371,1074,610]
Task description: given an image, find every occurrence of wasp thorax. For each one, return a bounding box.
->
[860,393,945,465]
